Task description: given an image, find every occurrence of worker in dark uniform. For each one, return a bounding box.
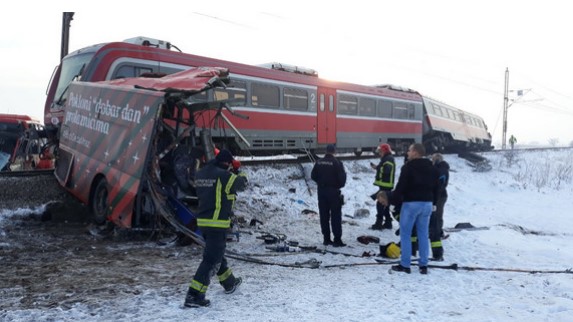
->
[370,143,396,230]
[184,149,248,308]
[430,153,450,261]
[311,144,347,247]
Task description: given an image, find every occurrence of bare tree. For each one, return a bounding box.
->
[548,138,559,147]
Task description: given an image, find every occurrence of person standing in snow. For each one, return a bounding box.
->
[369,143,396,230]
[429,153,449,261]
[184,149,248,308]
[311,144,347,247]
[390,143,439,275]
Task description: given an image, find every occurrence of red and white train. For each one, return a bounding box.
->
[44,36,492,156]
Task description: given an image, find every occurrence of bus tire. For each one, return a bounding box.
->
[90,178,109,225]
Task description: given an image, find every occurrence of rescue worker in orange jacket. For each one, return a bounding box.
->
[184,149,247,308]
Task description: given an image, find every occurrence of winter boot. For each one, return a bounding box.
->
[390,264,411,274]
[382,219,393,230]
[323,236,333,246]
[332,238,346,247]
[419,266,428,275]
[370,223,384,230]
[184,288,210,308]
[222,277,242,294]
[370,216,384,230]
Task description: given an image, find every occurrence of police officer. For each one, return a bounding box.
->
[370,143,396,230]
[311,144,347,247]
[184,149,248,308]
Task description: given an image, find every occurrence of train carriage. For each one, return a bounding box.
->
[44,36,491,158]
[422,96,492,152]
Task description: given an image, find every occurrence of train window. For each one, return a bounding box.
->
[359,98,376,116]
[329,95,334,112]
[445,108,452,119]
[284,87,308,111]
[377,100,392,118]
[214,80,247,106]
[113,65,154,79]
[407,104,416,119]
[392,105,409,119]
[320,94,325,111]
[431,103,442,116]
[338,95,357,115]
[251,83,280,108]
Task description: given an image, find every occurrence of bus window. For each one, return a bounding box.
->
[284,87,308,111]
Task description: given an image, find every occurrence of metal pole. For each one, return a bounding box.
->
[502,68,509,150]
[61,12,74,60]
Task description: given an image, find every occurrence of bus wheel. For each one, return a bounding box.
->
[90,178,109,225]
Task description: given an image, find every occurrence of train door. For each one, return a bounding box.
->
[317,87,336,144]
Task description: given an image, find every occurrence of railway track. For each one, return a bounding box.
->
[0,169,54,177]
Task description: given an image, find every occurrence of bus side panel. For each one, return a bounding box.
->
[57,82,163,227]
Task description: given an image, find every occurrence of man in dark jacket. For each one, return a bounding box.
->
[370,143,396,230]
[429,153,450,261]
[184,149,247,308]
[390,143,439,275]
[311,144,347,247]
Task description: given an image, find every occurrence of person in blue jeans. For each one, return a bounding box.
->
[390,143,439,274]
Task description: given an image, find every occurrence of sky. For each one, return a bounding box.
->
[1,1,573,147]
[2,148,573,321]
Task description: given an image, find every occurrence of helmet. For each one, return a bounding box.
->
[379,143,392,154]
[384,242,401,258]
[231,159,241,171]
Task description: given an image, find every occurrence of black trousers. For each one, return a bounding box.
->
[429,195,447,257]
[317,187,342,239]
[191,228,229,291]
[376,190,392,223]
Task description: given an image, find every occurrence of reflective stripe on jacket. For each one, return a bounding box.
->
[374,154,395,190]
[195,160,247,229]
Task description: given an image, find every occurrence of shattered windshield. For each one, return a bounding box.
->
[53,52,94,102]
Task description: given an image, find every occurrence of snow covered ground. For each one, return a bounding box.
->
[1,148,573,321]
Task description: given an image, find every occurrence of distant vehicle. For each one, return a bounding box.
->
[44,36,492,156]
[0,114,53,171]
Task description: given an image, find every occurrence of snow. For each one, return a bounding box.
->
[2,148,573,321]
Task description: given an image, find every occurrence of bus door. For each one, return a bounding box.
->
[317,87,336,144]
